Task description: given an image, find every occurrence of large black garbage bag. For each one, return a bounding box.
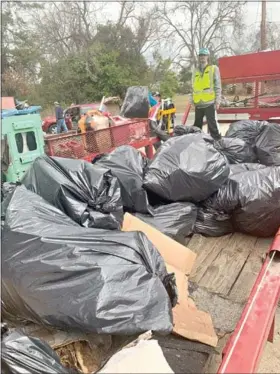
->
[1,182,18,201]
[143,134,229,203]
[21,155,123,230]
[149,120,170,142]
[203,163,267,212]
[120,86,149,118]
[231,166,280,237]
[225,120,267,146]
[1,330,72,374]
[255,123,280,166]
[204,166,280,237]
[2,186,175,335]
[194,207,233,237]
[93,146,151,213]
[229,163,266,175]
[173,125,202,136]
[1,182,19,221]
[135,202,197,240]
[214,137,257,164]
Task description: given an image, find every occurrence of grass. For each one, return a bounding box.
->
[41,106,54,118]
[173,95,191,113]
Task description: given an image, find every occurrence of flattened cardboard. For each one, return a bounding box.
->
[167,264,218,347]
[123,213,218,347]
[122,213,196,275]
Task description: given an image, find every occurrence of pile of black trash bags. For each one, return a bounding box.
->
[1,119,280,372]
[1,325,73,374]
[91,119,280,240]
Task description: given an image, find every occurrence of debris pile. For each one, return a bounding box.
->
[2,119,280,373]
[2,186,176,335]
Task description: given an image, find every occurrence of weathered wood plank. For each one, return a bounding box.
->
[198,233,258,296]
[187,234,222,255]
[188,234,233,284]
[228,237,273,303]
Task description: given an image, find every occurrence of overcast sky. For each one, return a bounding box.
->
[246,1,280,27]
[101,1,280,24]
[102,1,280,23]
[101,1,280,61]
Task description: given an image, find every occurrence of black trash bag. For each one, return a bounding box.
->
[2,182,18,201]
[229,163,266,175]
[1,323,8,335]
[255,123,280,166]
[194,207,233,237]
[1,182,19,221]
[203,163,267,212]
[149,120,170,142]
[173,125,202,137]
[21,155,123,230]
[231,166,280,237]
[225,120,268,146]
[135,202,197,240]
[1,330,72,374]
[146,189,171,207]
[2,186,176,335]
[120,86,149,118]
[93,145,151,214]
[143,134,229,203]
[214,137,257,164]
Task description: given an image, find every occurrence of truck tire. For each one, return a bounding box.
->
[47,124,57,134]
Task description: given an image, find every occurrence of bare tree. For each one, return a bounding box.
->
[155,1,246,68]
[112,2,162,56]
[29,1,161,61]
[116,1,136,28]
[30,2,105,60]
[250,22,280,52]
[130,7,162,54]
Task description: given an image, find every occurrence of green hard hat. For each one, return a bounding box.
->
[199,48,210,56]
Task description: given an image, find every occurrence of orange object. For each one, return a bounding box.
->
[78,114,87,133]
[78,109,112,153]
[1,97,16,110]
[78,110,109,133]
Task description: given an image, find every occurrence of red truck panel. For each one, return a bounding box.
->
[218,227,280,374]
[219,50,280,80]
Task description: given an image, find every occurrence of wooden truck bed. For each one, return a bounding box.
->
[156,233,274,373]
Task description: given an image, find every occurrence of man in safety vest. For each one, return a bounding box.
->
[191,48,221,140]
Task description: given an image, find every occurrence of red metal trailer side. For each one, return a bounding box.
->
[218,50,280,122]
[218,228,280,373]
[45,119,159,160]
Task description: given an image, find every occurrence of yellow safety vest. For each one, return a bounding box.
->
[193,65,215,104]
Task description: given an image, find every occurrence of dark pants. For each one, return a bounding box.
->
[194,104,221,140]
